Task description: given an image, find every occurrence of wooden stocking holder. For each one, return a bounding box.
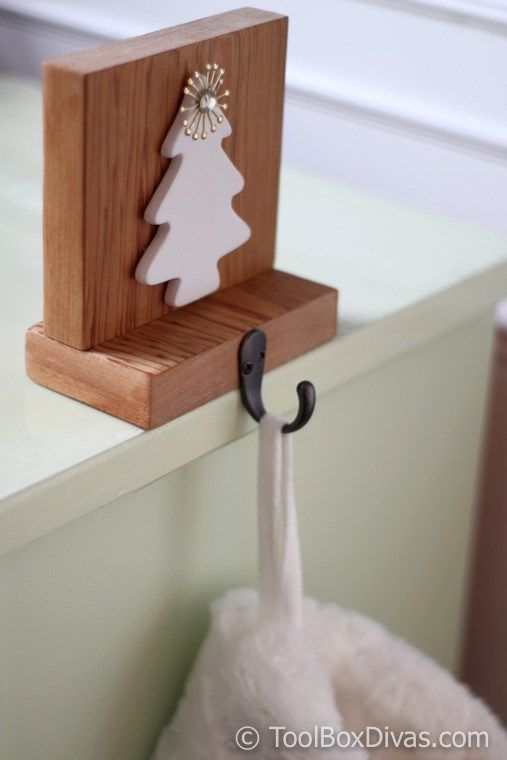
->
[25,8,337,429]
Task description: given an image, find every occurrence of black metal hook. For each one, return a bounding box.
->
[238,329,316,434]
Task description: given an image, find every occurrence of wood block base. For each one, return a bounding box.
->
[26,270,338,429]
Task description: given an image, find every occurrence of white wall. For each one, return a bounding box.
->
[1,0,507,232]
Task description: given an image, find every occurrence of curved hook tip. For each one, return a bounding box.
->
[282,380,316,434]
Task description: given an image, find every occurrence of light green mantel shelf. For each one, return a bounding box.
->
[1,75,507,556]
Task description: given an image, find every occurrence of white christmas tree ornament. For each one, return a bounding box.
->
[136,63,251,308]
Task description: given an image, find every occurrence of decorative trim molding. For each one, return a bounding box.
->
[0,7,112,67]
[0,4,112,46]
[359,0,507,35]
[0,0,124,40]
[285,74,507,162]
[4,0,507,37]
[2,2,506,163]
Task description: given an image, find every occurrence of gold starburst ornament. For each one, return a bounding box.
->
[179,63,230,140]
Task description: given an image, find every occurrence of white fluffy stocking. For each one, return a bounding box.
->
[153,415,506,758]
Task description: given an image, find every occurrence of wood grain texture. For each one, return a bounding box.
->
[43,8,287,349]
[28,270,338,429]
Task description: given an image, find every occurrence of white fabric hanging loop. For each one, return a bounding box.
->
[258,414,303,626]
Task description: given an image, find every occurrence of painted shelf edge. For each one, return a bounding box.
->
[4,261,506,560]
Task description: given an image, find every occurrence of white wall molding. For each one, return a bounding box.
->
[360,0,507,35]
[0,0,126,40]
[2,0,506,230]
[4,0,507,37]
[0,4,111,47]
[286,74,507,163]
[2,2,506,164]
[0,4,112,76]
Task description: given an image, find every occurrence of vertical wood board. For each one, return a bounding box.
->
[43,8,287,349]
